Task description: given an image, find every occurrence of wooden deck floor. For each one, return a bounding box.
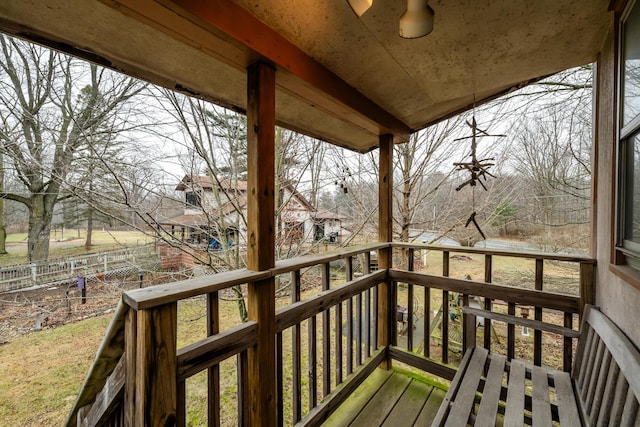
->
[322,368,446,427]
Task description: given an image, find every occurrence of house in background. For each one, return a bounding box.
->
[158,175,345,247]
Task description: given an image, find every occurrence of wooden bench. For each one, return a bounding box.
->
[431,305,640,426]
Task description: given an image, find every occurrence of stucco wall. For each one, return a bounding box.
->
[594,20,640,346]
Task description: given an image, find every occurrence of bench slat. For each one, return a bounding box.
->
[462,306,580,338]
[445,347,489,427]
[581,330,600,402]
[531,365,552,427]
[552,370,581,427]
[431,348,476,426]
[594,361,620,426]
[610,376,629,426]
[620,388,639,427]
[575,326,594,391]
[504,360,526,426]
[585,339,606,412]
[475,354,506,427]
[588,349,612,424]
[583,306,640,401]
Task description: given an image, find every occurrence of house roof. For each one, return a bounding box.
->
[175,175,248,192]
[312,209,348,221]
[0,1,612,152]
[157,213,212,227]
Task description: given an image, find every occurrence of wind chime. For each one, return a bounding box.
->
[453,114,505,240]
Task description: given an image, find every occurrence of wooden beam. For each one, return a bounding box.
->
[378,134,394,369]
[165,0,410,142]
[245,61,277,427]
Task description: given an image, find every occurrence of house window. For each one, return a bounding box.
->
[185,190,202,207]
[314,223,325,241]
[618,0,640,265]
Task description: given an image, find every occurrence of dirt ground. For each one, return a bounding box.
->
[0,268,195,345]
[0,279,127,344]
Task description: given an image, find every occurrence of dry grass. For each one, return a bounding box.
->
[0,316,110,426]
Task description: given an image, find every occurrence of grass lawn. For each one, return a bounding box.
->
[0,316,111,426]
[0,230,154,266]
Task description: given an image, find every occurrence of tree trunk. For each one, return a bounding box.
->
[0,151,7,255]
[27,196,53,262]
[85,204,93,249]
[85,181,94,249]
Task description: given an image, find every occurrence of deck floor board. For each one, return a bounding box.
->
[321,368,444,427]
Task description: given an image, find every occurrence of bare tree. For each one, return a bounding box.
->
[0,36,144,261]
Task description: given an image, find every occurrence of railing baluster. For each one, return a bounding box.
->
[356,292,362,366]
[442,251,450,364]
[346,257,353,375]
[206,291,220,427]
[391,280,397,346]
[424,285,430,358]
[291,270,302,422]
[535,258,543,366]
[373,285,379,350]
[308,315,317,410]
[335,301,343,386]
[322,263,331,397]
[365,287,371,357]
[237,351,249,425]
[408,248,415,352]
[564,312,573,373]
[462,294,475,350]
[484,255,492,352]
[508,302,516,361]
[364,252,371,274]
[276,331,283,427]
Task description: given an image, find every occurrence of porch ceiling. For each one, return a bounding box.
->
[0,0,611,152]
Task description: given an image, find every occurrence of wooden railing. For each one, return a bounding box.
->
[388,244,595,376]
[66,242,595,427]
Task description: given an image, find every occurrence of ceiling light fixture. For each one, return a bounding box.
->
[399,0,435,39]
[348,0,373,17]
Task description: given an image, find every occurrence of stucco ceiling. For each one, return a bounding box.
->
[0,0,612,152]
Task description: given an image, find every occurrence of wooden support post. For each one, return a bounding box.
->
[579,262,595,316]
[377,134,393,369]
[245,61,276,427]
[134,304,177,427]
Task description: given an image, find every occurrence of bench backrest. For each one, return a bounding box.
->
[572,305,640,426]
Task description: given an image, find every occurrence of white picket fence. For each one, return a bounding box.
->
[0,245,160,293]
